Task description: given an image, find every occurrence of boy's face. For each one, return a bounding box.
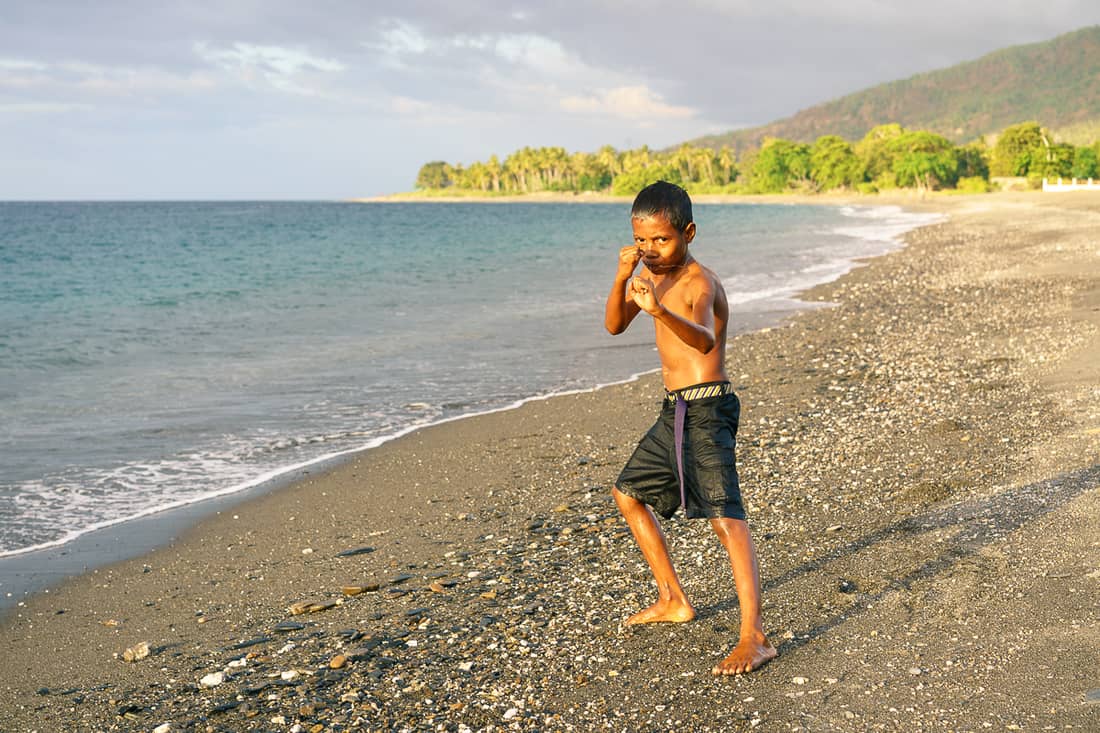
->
[631,213,696,275]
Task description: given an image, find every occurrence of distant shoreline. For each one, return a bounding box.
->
[351,189,951,207]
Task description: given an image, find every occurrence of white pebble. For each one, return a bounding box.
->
[503,707,518,720]
[281,670,299,681]
[792,676,809,685]
[199,672,224,688]
[154,724,171,733]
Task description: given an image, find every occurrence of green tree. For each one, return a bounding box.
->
[486,155,503,192]
[749,138,812,193]
[416,161,455,189]
[570,151,611,191]
[596,145,622,179]
[504,147,536,192]
[670,144,697,183]
[809,135,862,190]
[1072,146,1099,179]
[458,161,490,191]
[990,121,1045,177]
[855,123,905,186]
[620,146,653,174]
[955,141,990,180]
[889,131,958,191]
[717,147,738,185]
[610,165,682,196]
[1038,142,1075,180]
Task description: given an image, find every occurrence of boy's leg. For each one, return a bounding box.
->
[612,487,695,624]
[709,516,777,674]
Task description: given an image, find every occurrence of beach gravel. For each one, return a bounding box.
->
[0,192,1098,731]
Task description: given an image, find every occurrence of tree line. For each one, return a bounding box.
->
[415,121,1100,196]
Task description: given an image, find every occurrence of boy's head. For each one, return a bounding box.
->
[630,181,696,275]
[631,180,693,233]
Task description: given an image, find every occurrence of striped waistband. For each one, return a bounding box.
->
[665,382,734,403]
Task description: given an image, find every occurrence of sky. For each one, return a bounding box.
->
[3,2,1099,200]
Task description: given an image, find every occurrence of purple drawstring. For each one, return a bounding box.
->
[674,394,687,510]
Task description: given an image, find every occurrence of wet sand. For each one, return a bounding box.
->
[1,191,1097,731]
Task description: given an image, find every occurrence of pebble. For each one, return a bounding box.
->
[199,672,224,688]
[121,641,150,663]
[335,546,375,557]
[288,599,339,615]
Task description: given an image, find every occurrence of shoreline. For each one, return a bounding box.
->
[0,200,934,608]
[1,191,1098,730]
[349,189,944,207]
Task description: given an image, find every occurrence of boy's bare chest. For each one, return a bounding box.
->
[654,276,693,314]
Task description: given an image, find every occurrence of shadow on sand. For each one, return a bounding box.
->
[700,463,1099,651]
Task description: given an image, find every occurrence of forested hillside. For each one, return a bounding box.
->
[411,27,1100,197]
[690,25,1100,152]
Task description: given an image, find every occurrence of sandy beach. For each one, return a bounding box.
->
[1,191,1098,731]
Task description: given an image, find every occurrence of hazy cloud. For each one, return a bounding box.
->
[561,86,699,123]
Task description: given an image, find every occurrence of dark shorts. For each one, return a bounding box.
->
[615,382,745,520]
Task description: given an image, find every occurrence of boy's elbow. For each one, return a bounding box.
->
[605,321,624,336]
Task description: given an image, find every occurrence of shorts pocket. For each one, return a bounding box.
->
[690,428,736,469]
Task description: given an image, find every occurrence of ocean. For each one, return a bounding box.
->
[0,200,941,558]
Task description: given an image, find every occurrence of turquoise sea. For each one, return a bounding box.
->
[0,201,940,557]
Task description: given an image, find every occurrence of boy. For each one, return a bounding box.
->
[604,181,776,675]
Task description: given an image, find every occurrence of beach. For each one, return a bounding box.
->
[1,191,1098,731]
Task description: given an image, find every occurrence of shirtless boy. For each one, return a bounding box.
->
[604,181,776,675]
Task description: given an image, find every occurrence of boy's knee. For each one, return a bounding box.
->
[612,485,643,510]
[709,516,749,538]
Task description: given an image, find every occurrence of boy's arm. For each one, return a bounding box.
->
[605,245,643,334]
[630,275,717,353]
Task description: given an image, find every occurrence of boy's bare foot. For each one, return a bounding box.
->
[624,599,696,625]
[712,633,777,675]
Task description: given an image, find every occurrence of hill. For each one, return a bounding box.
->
[690,25,1100,152]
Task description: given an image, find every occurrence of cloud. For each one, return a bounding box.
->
[492,34,574,74]
[0,102,93,114]
[5,1,1100,198]
[561,86,699,124]
[195,42,345,77]
[376,21,430,56]
[0,58,48,71]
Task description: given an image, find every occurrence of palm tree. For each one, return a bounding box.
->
[486,155,502,193]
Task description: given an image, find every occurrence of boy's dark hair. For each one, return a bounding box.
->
[631,180,693,232]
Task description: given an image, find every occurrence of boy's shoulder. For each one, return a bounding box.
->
[685,258,724,289]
